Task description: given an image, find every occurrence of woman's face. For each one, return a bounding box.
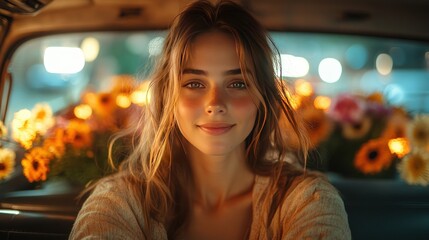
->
[175,31,258,156]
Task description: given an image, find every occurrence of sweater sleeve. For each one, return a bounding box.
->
[69,177,152,240]
[281,176,351,240]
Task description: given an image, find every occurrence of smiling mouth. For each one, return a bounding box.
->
[197,123,235,135]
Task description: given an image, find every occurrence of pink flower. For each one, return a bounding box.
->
[328,93,366,123]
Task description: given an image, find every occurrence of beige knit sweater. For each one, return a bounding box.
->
[70,173,351,239]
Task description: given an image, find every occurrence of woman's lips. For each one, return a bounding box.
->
[198,123,235,135]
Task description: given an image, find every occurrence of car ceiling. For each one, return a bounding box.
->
[1,0,429,40]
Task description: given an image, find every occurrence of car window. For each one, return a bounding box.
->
[1,31,429,191]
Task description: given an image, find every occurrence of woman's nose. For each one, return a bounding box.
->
[205,88,227,114]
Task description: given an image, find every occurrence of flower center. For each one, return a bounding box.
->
[0,163,5,171]
[367,149,379,161]
[414,129,426,141]
[352,123,362,130]
[32,161,39,170]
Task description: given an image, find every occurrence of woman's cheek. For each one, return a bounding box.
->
[231,97,257,114]
[177,96,202,116]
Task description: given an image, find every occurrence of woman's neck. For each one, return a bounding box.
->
[187,146,255,210]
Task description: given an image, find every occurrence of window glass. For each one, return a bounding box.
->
[1,31,429,191]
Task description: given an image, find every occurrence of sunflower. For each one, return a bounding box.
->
[63,120,93,149]
[0,148,16,180]
[0,121,7,138]
[301,107,333,148]
[21,147,52,182]
[354,139,393,174]
[398,150,429,186]
[11,109,37,149]
[32,103,55,135]
[341,116,372,140]
[407,115,429,150]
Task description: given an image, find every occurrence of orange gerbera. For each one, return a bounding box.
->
[0,148,16,180]
[63,120,92,149]
[21,147,53,182]
[398,150,429,186]
[354,139,393,174]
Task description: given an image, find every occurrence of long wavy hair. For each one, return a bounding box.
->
[109,0,310,238]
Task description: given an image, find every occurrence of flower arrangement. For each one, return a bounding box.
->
[283,80,429,186]
[0,75,149,186]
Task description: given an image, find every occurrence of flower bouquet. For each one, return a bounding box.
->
[283,80,429,185]
[0,75,148,187]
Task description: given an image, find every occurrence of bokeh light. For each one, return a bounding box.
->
[318,58,342,83]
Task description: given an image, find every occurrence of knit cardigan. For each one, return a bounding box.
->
[70,172,351,239]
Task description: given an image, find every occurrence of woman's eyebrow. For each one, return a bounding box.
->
[182,68,242,76]
[182,68,207,75]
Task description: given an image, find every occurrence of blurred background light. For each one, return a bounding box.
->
[314,95,331,110]
[345,44,368,70]
[294,79,313,96]
[318,58,342,83]
[279,54,309,78]
[44,47,85,74]
[116,94,131,108]
[376,53,393,75]
[80,37,100,62]
[126,34,150,54]
[74,104,92,120]
[383,84,405,105]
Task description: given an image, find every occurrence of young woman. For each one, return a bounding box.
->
[70,1,351,239]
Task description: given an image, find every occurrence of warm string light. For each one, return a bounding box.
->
[388,138,410,158]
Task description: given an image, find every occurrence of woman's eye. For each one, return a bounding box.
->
[229,81,247,89]
[184,82,204,89]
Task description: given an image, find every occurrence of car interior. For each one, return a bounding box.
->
[0,0,429,239]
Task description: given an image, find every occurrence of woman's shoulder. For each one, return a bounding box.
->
[252,171,351,239]
[92,171,133,193]
[253,169,343,215]
[255,168,334,193]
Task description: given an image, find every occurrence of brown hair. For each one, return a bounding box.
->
[109,0,310,237]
